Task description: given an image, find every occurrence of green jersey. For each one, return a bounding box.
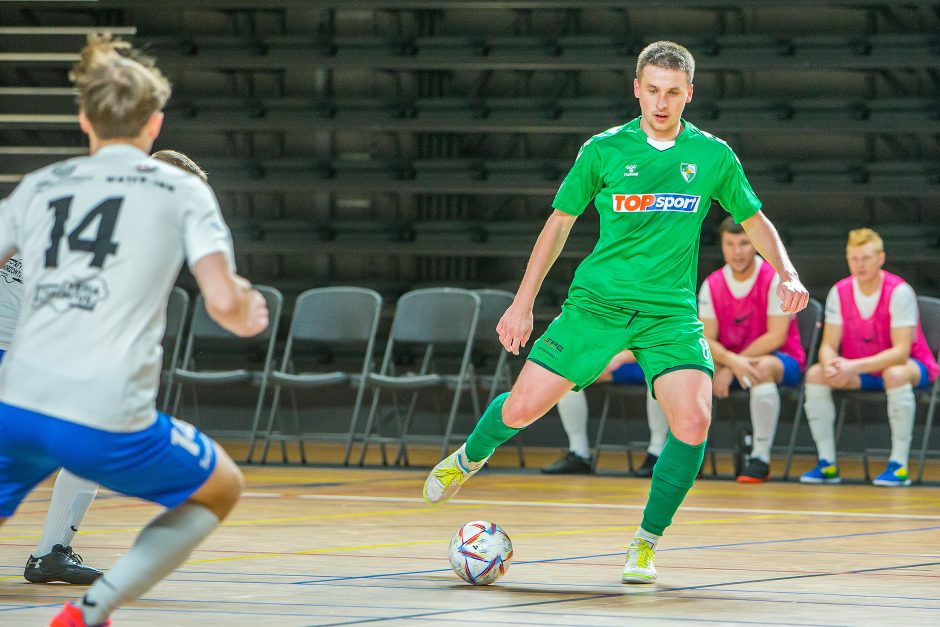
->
[553,116,761,316]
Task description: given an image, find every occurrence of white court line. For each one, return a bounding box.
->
[297,494,940,521]
[242,493,283,498]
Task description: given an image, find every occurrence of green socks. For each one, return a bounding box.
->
[640,432,705,536]
[464,393,522,462]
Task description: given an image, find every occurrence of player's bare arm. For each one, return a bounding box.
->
[740,211,808,313]
[702,316,760,389]
[737,314,790,357]
[839,326,915,377]
[192,252,269,337]
[497,210,577,355]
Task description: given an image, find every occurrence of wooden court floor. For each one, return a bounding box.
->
[1,446,939,626]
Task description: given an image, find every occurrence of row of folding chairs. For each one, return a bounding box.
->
[159,285,525,466]
[592,296,940,483]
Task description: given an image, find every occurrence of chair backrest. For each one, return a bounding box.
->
[917,296,940,357]
[163,286,190,366]
[389,288,481,345]
[179,285,284,371]
[473,289,514,344]
[797,297,824,367]
[289,287,382,344]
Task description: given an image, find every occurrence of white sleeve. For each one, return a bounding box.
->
[181,180,236,271]
[0,176,29,257]
[766,273,787,316]
[824,286,842,326]
[697,281,715,319]
[889,283,919,328]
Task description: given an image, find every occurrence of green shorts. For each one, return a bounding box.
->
[527,299,714,396]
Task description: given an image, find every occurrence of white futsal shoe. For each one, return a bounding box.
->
[422,443,489,505]
[622,538,657,584]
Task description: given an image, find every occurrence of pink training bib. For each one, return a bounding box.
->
[707,261,805,369]
[836,271,938,381]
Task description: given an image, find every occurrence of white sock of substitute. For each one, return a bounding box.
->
[35,470,98,556]
[886,383,915,466]
[80,502,220,626]
[646,391,668,457]
[749,382,780,463]
[804,383,837,463]
[557,390,590,459]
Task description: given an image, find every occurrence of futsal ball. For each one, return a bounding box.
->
[448,520,513,585]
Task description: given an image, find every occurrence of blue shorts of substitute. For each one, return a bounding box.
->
[724,351,802,390]
[610,362,646,385]
[859,359,931,391]
[0,402,217,517]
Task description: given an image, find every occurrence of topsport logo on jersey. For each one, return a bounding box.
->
[612,193,701,213]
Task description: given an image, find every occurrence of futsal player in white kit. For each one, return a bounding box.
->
[0,34,267,626]
[0,256,103,584]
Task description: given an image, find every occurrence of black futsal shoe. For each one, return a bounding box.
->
[541,451,592,474]
[24,544,103,584]
[632,453,659,478]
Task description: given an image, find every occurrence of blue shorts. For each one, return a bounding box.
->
[859,359,931,391]
[610,362,646,385]
[0,403,217,517]
[729,351,802,390]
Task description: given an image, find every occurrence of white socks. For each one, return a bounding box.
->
[36,470,98,556]
[749,382,780,463]
[804,383,837,463]
[80,502,220,626]
[887,383,915,466]
[634,526,660,549]
[646,391,668,457]
[557,389,591,459]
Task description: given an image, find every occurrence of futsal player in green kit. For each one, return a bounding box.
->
[423,41,809,583]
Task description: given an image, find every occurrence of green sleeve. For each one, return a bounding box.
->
[715,146,762,223]
[552,140,603,216]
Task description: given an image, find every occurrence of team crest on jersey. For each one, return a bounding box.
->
[680,162,697,183]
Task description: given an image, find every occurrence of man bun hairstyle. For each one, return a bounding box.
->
[636,40,695,83]
[70,32,171,139]
[151,150,208,182]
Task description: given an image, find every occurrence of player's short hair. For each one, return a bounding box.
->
[846,228,884,253]
[151,150,208,182]
[636,41,695,83]
[70,32,171,139]
[718,216,745,237]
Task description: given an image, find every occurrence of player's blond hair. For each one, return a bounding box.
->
[636,41,695,83]
[70,33,171,139]
[846,228,884,253]
[151,150,208,182]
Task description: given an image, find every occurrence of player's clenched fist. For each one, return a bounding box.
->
[496,301,534,355]
[776,276,809,314]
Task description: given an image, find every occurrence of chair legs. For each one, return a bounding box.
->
[917,389,938,483]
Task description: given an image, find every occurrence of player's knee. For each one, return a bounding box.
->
[805,363,824,384]
[501,396,539,429]
[882,365,909,389]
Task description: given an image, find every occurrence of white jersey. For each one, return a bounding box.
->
[0,145,234,431]
[0,256,23,349]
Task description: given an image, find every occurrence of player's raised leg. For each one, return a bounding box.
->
[424,361,574,504]
[25,469,102,585]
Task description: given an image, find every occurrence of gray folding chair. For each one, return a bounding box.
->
[914,296,940,483]
[356,288,480,465]
[257,287,382,465]
[160,286,190,413]
[170,285,283,461]
[471,289,526,467]
[590,379,650,474]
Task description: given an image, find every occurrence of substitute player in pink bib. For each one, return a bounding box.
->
[801,228,938,486]
[699,217,805,482]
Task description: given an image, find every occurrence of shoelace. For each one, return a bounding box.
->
[622,541,654,569]
[433,464,468,487]
[61,546,84,565]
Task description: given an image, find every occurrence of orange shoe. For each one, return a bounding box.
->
[49,602,111,627]
[736,459,770,483]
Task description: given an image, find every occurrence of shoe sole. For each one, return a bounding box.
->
[872,479,912,487]
[736,475,770,483]
[799,476,841,484]
[622,574,656,584]
[24,571,101,585]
